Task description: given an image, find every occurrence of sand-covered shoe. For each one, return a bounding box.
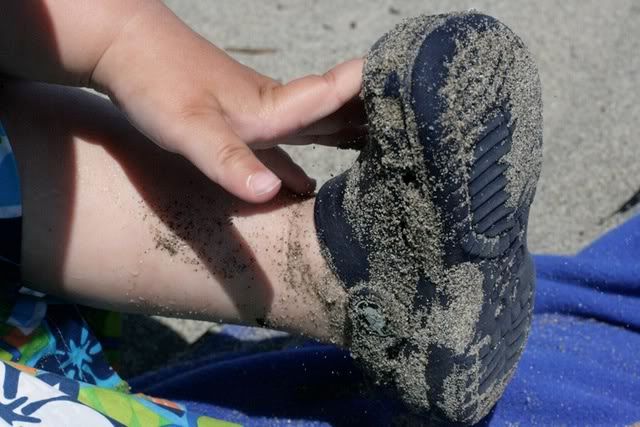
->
[314,12,543,425]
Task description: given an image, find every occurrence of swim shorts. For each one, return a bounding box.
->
[0,122,21,285]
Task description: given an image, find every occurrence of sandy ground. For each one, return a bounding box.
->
[120,0,640,377]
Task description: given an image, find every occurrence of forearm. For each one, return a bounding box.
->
[0,0,153,86]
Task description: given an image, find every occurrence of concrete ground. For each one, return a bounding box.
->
[120,0,640,377]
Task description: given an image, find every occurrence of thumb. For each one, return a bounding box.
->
[177,116,281,203]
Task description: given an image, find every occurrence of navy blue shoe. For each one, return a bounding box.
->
[314,12,542,425]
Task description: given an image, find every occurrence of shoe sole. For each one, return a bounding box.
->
[315,12,542,425]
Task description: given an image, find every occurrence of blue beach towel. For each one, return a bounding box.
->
[131,214,640,426]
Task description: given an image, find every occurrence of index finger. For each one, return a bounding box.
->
[259,58,364,139]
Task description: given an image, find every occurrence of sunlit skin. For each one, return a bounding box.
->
[0,0,365,203]
[0,0,361,344]
[1,81,349,345]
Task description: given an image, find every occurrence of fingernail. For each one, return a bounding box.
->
[248,170,281,196]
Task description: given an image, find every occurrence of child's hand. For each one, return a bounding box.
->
[90,3,365,202]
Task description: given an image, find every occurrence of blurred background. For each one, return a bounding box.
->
[121,0,640,377]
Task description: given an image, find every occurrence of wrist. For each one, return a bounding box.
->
[89,0,163,95]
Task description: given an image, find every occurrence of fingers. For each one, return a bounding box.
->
[169,117,317,202]
[261,125,368,149]
[256,147,316,195]
[176,115,281,203]
[261,58,364,139]
[296,96,367,137]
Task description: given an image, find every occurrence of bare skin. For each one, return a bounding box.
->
[0,80,348,345]
[0,0,365,203]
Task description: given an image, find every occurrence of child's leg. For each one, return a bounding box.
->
[0,80,347,344]
[0,12,542,425]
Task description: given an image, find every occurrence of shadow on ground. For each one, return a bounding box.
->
[119,314,191,378]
